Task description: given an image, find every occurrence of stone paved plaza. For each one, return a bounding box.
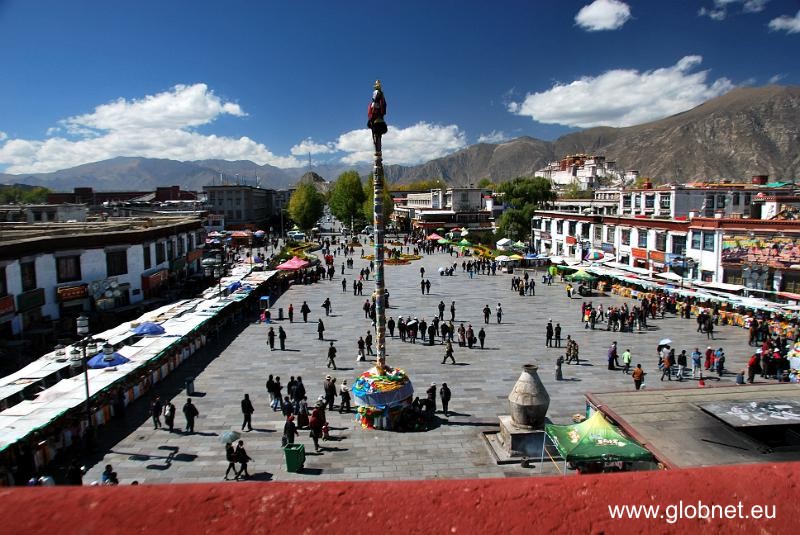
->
[84,247,750,483]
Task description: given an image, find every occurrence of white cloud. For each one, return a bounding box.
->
[575,0,631,31]
[334,122,466,166]
[508,55,734,128]
[769,10,800,33]
[290,138,335,156]
[0,131,7,142]
[0,83,301,173]
[768,73,786,84]
[699,0,769,20]
[477,130,509,144]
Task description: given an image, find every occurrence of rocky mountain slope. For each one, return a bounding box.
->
[2,85,797,191]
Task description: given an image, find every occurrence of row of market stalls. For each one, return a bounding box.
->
[0,258,283,481]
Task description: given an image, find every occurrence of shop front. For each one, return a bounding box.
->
[141,269,168,299]
[16,288,45,331]
[631,248,648,270]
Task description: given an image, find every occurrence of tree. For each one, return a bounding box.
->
[288,181,324,232]
[496,176,556,241]
[389,178,446,192]
[477,178,496,190]
[362,174,394,223]
[328,170,366,228]
[561,182,593,199]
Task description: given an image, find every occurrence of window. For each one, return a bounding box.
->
[106,250,128,276]
[544,221,551,232]
[606,226,615,242]
[177,237,185,257]
[143,244,152,270]
[622,195,631,208]
[568,221,577,236]
[56,255,82,283]
[0,266,6,297]
[659,195,671,209]
[655,232,667,252]
[702,232,715,252]
[744,193,751,206]
[634,195,641,208]
[20,261,36,292]
[594,226,602,241]
[716,195,726,209]
[556,221,564,234]
[166,240,175,261]
[187,233,194,252]
[691,231,702,250]
[621,229,631,246]
[155,242,166,265]
[638,230,648,248]
[732,192,740,206]
[671,235,687,255]
[645,195,655,209]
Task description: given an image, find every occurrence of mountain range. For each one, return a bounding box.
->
[1,85,798,192]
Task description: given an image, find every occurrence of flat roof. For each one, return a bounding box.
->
[587,383,800,469]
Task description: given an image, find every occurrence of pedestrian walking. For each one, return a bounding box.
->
[241,393,254,431]
[151,396,163,429]
[677,350,688,381]
[267,327,275,351]
[234,440,252,480]
[365,331,374,355]
[339,379,351,413]
[426,383,437,414]
[478,327,486,349]
[224,442,237,480]
[442,341,456,364]
[439,383,452,416]
[545,319,553,347]
[450,301,456,321]
[357,337,366,361]
[438,300,445,320]
[632,364,645,390]
[621,349,632,374]
[388,317,395,337]
[288,303,294,323]
[554,323,562,348]
[322,297,331,316]
[327,342,337,369]
[483,304,491,324]
[182,398,199,433]
[309,405,323,452]
[163,400,176,432]
[317,318,325,340]
[278,326,287,350]
[496,303,503,324]
[301,301,311,322]
[283,415,298,446]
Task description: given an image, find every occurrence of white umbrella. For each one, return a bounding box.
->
[219,430,242,444]
[659,338,672,345]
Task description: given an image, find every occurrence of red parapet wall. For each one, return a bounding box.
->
[1,462,796,534]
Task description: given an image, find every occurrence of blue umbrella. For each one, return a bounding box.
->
[226,281,242,292]
[132,322,166,336]
[87,351,130,369]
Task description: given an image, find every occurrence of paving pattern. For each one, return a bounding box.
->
[84,246,751,483]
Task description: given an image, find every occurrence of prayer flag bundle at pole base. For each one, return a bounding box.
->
[352,366,414,430]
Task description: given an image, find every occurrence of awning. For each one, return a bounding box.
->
[276,256,310,270]
[545,412,653,463]
[605,261,651,276]
[654,271,684,282]
[693,280,745,293]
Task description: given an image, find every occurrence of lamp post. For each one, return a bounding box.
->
[71,314,98,444]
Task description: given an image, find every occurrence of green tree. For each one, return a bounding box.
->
[328,170,366,228]
[288,181,325,232]
[389,178,446,192]
[496,176,556,240]
[362,174,394,223]
[561,182,593,199]
[477,178,496,190]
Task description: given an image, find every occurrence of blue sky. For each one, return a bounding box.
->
[0,0,798,173]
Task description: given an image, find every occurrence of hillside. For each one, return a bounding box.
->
[1,85,797,191]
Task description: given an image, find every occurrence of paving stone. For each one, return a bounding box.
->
[83,247,749,484]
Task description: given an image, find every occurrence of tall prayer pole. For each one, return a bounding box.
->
[368,80,388,373]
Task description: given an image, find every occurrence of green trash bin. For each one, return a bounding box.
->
[284,443,305,472]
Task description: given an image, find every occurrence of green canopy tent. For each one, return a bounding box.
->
[437,238,451,244]
[512,240,526,249]
[543,412,653,472]
[458,239,472,247]
[566,270,597,282]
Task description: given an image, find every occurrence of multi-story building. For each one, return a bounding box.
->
[0,203,87,223]
[0,217,204,344]
[536,154,639,191]
[394,187,494,231]
[203,185,275,227]
[618,178,793,219]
